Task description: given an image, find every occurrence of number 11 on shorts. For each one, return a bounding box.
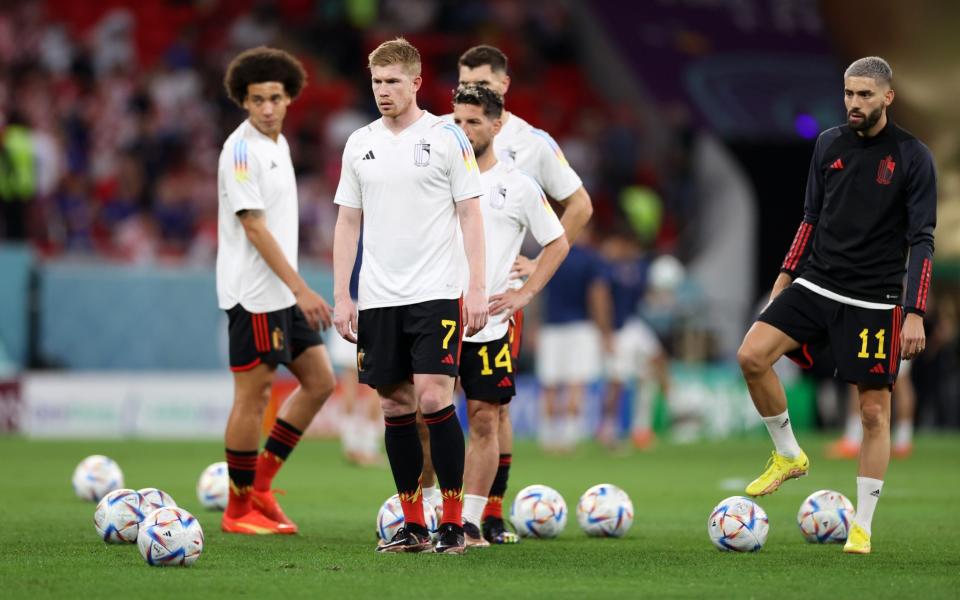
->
[857,328,887,359]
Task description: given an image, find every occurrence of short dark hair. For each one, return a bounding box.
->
[458,45,508,74]
[453,85,504,120]
[224,47,307,106]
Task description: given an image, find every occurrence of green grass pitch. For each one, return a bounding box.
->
[2,435,958,599]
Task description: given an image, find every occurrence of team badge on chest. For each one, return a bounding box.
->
[490,184,507,209]
[876,154,895,185]
[414,138,431,167]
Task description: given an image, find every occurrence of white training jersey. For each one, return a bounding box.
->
[443,111,583,202]
[216,120,298,312]
[334,111,483,310]
[465,161,565,343]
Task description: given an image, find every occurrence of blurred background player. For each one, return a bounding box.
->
[597,226,671,450]
[332,38,487,554]
[330,235,383,467]
[737,57,936,555]
[537,231,609,452]
[452,84,569,546]
[827,363,915,459]
[217,47,335,535]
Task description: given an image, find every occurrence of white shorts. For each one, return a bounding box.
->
[607,319,662,382]
[325,330,358,370]
[536,321,601,386]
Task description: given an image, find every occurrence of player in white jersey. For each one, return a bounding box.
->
[439,45,595,541]
[332,38,488,554]
[216,47,335,536]
[452,85,569,547]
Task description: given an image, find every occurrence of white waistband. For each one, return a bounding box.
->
[795,278,896,310]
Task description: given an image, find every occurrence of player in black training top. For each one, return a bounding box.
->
[735,56,936,555]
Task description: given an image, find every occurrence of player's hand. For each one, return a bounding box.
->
[488,288,533,322]
[901,312,925,360]
[510,255,538,280]
[333,297,358,343]
[463,288,489,337]
[296,288,332,331]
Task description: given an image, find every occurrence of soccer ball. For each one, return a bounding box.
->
[94,488,146,543]
[196,462,228,510]
[137,507,204,567]
[510,484,567,538]
[138,488,178,514]
[375,494,440,543]
[797,489,855,543]
[576,483,634,537]
[72,455,124,502]
[707,496,769,552]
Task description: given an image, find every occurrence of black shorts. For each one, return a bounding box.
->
[460,318,521,403]
[226,304,322,372]
[758,285,903,386]
[356,298,462,387]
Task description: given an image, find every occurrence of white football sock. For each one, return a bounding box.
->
[843,412,863,444]
[632,384,654,432]
[462,494,487,527]
[894,420,913,447]
[340,414,359,453]
[761,410,801,459]
[854,477,884,535]
[422,485,441,505]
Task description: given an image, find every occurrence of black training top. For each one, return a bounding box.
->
[780,122,937,315]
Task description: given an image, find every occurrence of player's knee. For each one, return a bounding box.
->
[469,403,497,439]
[417,385,452,414]
[860,402,888,432]
[737,343,769,378]
[306,371,335,403]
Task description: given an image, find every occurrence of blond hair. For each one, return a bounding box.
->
[368,37,421,75]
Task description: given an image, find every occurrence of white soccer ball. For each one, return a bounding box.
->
[94,488,146,543]
[137,488,178,514]
[510,484,567,538]
[137,507,204,567]
[196,462,228,511]
[707,496,769,552]
[797,489,855,543]
[576,483,634,538]
[72,455,124,502]
[375,494,440,543]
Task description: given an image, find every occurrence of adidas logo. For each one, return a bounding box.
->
[496,376,512,388]
[869,363,886,374]
[870,488,881,498]
[441,354,455,365]
[830,158,844,170]
[269,160,278,169]
[780,418,790,429]
[362,150,376,160]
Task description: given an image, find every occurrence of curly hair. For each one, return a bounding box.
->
[224,47,307,106]
[452,85,504,120]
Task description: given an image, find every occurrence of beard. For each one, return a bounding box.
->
[848,105,883,131]
[471,140,490,159]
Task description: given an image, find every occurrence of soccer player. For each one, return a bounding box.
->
[596,228,670,450]
[217,47,336,535]
[736,57,936,554]
[452,85,570,547]
[332,38,487,554]
[450,44,594,541]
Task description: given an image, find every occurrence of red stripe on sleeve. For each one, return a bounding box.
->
[918,259,932,312]
[788,223,813,271]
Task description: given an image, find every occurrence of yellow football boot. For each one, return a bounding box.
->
[843,522,871,554]
[745,450,809,496]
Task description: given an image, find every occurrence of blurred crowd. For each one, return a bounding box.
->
[0,0,697,266]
